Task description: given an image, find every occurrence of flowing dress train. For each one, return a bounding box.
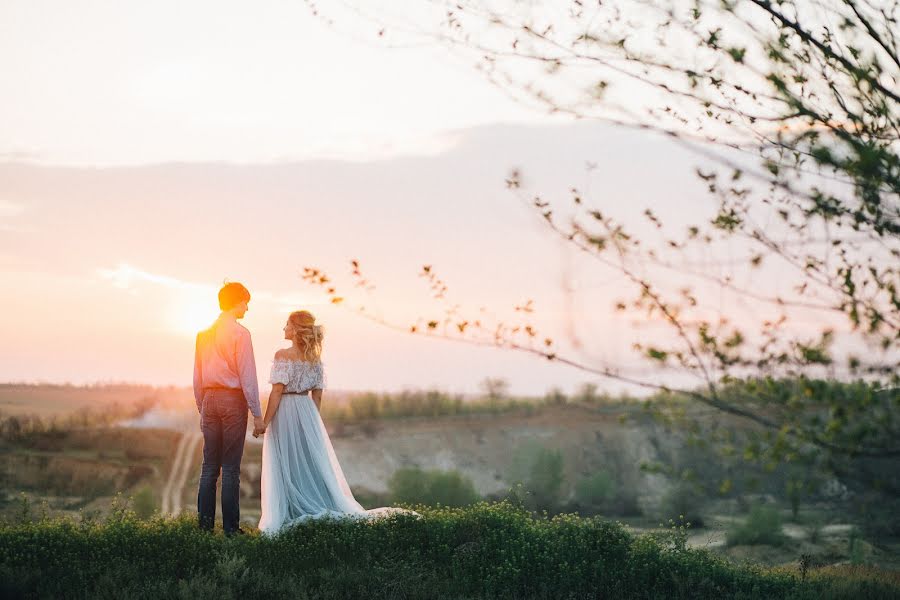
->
[258,359,414,533]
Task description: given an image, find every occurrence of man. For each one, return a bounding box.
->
[192,282,266,535]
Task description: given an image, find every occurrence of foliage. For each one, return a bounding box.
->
[300,0,900,503]
[727,505,789,547]
[847,527,871,566]
[3,501,899,599]
[543,387,567,406]
[320,387,625,423]
[573,383,600,405]
[130,487,157,520]
[786,471,817,522]
[479,377,509,402]
[658,481,708,529]
[527,447,565,512]
[508,443,566,513]
[388,467,479,507]
[573,471,615,512]
[648,378,900,499]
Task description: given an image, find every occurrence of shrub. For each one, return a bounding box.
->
[528,448,564,511]
[574,471,615,511]
[727,505,788,547]
[848,528,869,566]
[389,467,428,503]
[388,467,479,507]
[427,471,479,507]
[659,481,707,528]
[131,487,157,520]
[543,387,567,406]
[573,383,599,404]
[321,388,554,422]
[348,393,379,421]
[508,443,566,513]
[479,377,509,402]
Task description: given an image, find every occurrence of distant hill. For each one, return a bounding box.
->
[0,383,168,418]
[0,383,363,419]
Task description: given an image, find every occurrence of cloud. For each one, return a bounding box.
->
[96,262,317,308]
[0,201,25,218]
[0,150,42,163]
[97,263,211,291]
[0,201,33,232]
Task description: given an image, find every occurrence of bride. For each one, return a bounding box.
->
[257,310,413,533]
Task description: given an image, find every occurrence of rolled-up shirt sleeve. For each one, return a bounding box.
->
[236,331,262,418]
[193,333,203,412]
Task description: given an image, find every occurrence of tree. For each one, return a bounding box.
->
[573,383,600,405]
[302,1,900,496]
[480,377,510,402]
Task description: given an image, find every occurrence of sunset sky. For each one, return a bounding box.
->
[0,2,837,395]
[0,1,549,165]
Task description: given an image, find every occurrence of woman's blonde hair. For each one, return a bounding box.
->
[288,310,323,362]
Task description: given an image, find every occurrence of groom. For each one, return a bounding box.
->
[192,282,266,535]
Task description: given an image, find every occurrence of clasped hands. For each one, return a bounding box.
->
[252,415,267,438]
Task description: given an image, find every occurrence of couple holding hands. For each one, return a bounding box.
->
[192,282,410,535]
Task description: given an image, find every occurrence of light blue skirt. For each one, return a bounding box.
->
[258,393,413,533]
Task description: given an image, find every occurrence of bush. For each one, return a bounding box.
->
[574,472,615,511]
[727,505,788,547]
[388,467,479,507]
[131,487,157,520]
[659,481,707,528]
[388,468,429,503]
[321,388,551,422]
[348,393,380,421]
[508,443,566,513]
[543,387,567,406]
[528,448,564,511]
[573,383,599,404]
[479,377,509,402]
[2,503,897,599]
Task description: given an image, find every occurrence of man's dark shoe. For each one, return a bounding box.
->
[224,527,246,537]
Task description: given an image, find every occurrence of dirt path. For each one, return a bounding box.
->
[160,433,188,514]
[161,431,202,515]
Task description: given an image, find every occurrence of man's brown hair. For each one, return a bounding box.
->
[218,282,251,311]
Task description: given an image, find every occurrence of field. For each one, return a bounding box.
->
[2,384,899,598]
[0,384,167,418]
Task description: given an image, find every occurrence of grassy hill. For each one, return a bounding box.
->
[2,503,899,599]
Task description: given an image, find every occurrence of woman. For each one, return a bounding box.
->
[257,310,413,533]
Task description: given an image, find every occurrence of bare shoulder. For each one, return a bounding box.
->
[274,348,300,361]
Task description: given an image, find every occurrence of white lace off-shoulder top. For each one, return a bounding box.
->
[268,359,326,394]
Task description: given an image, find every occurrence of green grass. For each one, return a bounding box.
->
[1,502,898,599]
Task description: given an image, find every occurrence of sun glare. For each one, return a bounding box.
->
[168,293,220,336]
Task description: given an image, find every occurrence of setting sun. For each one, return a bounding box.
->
[167,292,220,336]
